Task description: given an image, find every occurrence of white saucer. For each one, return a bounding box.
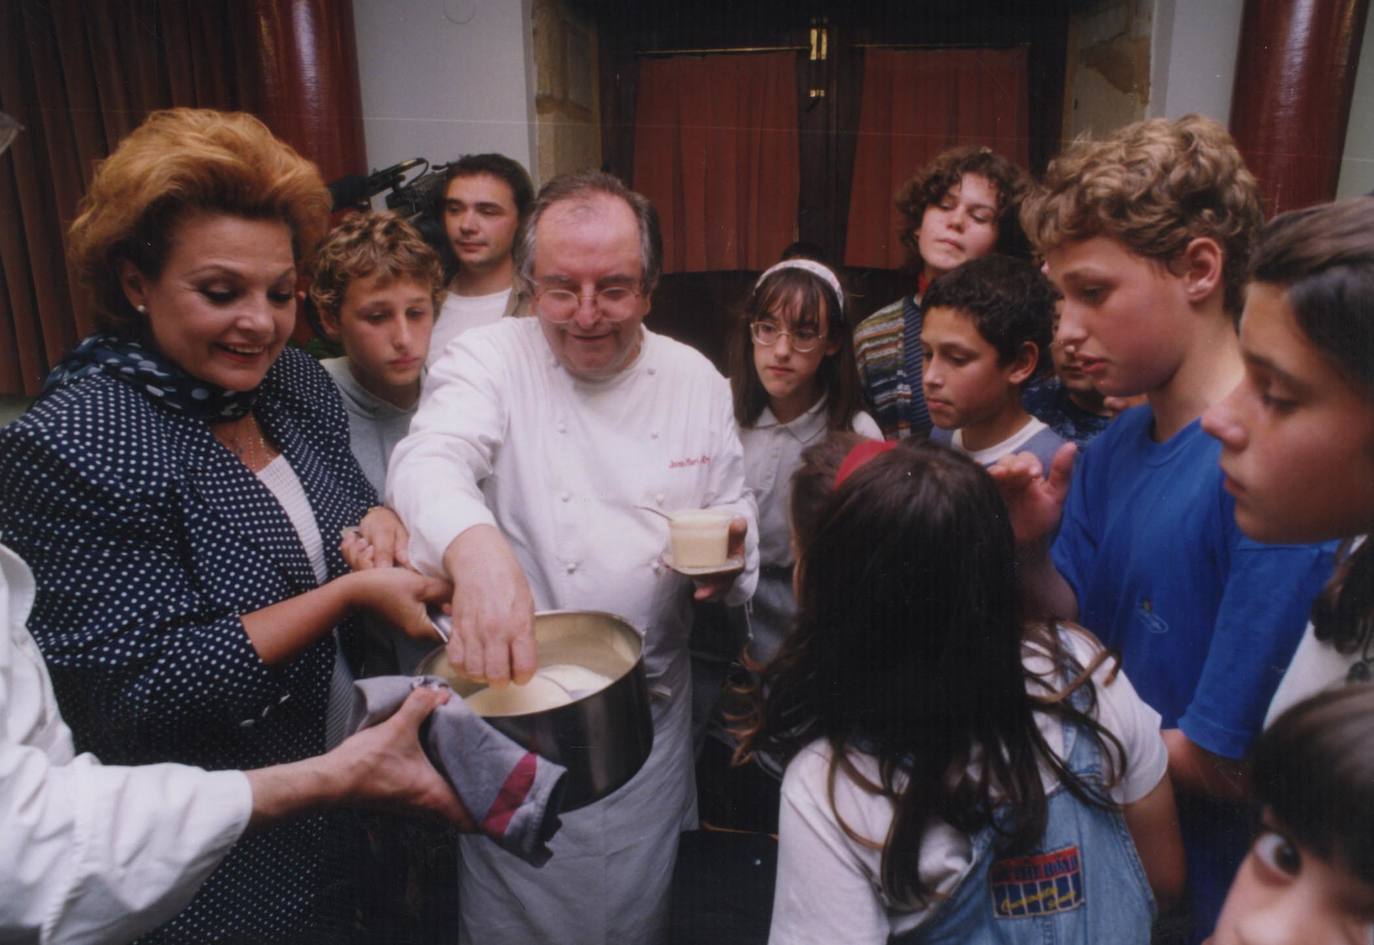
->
[664,553,745,577]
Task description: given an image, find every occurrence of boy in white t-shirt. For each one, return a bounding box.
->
[921,254,1066,468]
[426,153,534,366]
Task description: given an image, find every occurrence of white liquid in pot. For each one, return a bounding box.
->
[464,663,614,717]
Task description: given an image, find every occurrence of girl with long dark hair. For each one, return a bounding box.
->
[742,439,1183,943]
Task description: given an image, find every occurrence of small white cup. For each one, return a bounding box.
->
[668,509,732,569]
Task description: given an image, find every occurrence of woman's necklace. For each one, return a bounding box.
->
[215,414,277,470]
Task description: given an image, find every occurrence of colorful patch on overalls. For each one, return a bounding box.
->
[989,845,1084,918]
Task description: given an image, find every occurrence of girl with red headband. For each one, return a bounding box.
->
[741,437,1184,944]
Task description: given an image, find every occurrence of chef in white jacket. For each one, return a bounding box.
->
[386,169,759,945]
[0,541,469,945]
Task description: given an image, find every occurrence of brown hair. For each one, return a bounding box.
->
[1021,114,1262,318]
[1256,685,1374,886]
[738,439,1124,905]
[1251,198,1374,655]
[308,211,445,322]
[67,108,330,336]
[895,145,1029,270]
[729,267,866,430]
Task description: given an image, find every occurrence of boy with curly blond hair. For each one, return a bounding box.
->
[310,211,444,497]
[996,115,1334,942]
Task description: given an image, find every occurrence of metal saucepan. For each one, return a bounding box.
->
[417,610,654,811]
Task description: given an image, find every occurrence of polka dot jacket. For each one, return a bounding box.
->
[0,346,377,943]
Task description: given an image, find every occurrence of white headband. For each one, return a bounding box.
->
[755,259,844,310]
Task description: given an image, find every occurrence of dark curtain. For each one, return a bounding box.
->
[633,52,800,273]
[843,47,1029,271]
[0,0,365,396]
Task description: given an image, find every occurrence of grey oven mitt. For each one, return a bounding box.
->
[346,675,567,866]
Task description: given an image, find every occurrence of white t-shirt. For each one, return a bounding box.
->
[426,287,512,367]
[1265,536,1367,728]
[952,415,1050,466]
[769,629,1167,945]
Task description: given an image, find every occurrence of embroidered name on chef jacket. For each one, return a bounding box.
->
[989,845,1084,918]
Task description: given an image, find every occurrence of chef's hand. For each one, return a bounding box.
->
[349,568,453,641]
[341,506,411,571]
[693,517,748,602]
[986,444,1076,547]
[442,525,537,686]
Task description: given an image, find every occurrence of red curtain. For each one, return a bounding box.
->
[843,47,1029,271]
[0,0,364,397]
[633,52,800,273]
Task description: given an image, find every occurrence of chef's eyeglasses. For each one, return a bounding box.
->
[750,320,824,353]
[534,285,643,322]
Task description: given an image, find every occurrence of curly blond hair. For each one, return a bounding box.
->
[1021,114,1262,317]
[67,108,330,335]
[308,211,445,322]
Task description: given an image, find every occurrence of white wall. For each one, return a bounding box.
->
[1149,0,1245,124]
[1337,7,1374,198]
[351,0,536,180]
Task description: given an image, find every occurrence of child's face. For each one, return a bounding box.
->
[324,272,435,404]
[1048,302,1097,396]
[917,173,1000,279]
[1044,236,1193,399]
[752,298,839,417]
[1208,814,1374,945]
[921,305,1033,432]
[1202,283,1374,544]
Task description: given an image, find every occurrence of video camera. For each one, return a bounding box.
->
[327,158,452,254]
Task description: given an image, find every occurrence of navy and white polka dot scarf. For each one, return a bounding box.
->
[43,333,260,422]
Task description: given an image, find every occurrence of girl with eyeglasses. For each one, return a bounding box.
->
[726,258,879,667]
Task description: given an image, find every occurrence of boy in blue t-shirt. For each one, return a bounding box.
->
[994,115,1335,942]
[921,254,1067,469]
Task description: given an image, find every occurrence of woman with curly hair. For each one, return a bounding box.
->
[853,146,1029,440]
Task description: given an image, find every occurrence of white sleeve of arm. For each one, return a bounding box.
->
[706,384,759,606]
[387,330,511,576]
[1,747,251,945]
[1087,647,1168,805]
[1,547,252,945]
[768,751,890,945]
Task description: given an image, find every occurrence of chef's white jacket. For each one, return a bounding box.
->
[391,318,758,679]
[388,318,758,944]
[0,543,251,945]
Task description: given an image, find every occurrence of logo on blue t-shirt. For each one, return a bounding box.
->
[990,845,1084,918]
[1137,597,1170,635]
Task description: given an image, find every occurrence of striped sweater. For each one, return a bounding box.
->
[853,295,931,440]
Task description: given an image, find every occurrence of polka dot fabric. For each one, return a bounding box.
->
[0,346,378,943]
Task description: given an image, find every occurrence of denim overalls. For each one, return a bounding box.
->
[896,690,1156,944]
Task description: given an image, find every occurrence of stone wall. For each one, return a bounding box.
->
[532,0,602,185]
[1061,0,1156,143]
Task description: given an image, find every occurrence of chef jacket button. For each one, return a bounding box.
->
[557,422,567,434]
[650,431,659,440]
[652,560,663,575]
[655,493,665,505]
[560,491,571,502]
[565,561,577,574]
[648,366,657,376]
